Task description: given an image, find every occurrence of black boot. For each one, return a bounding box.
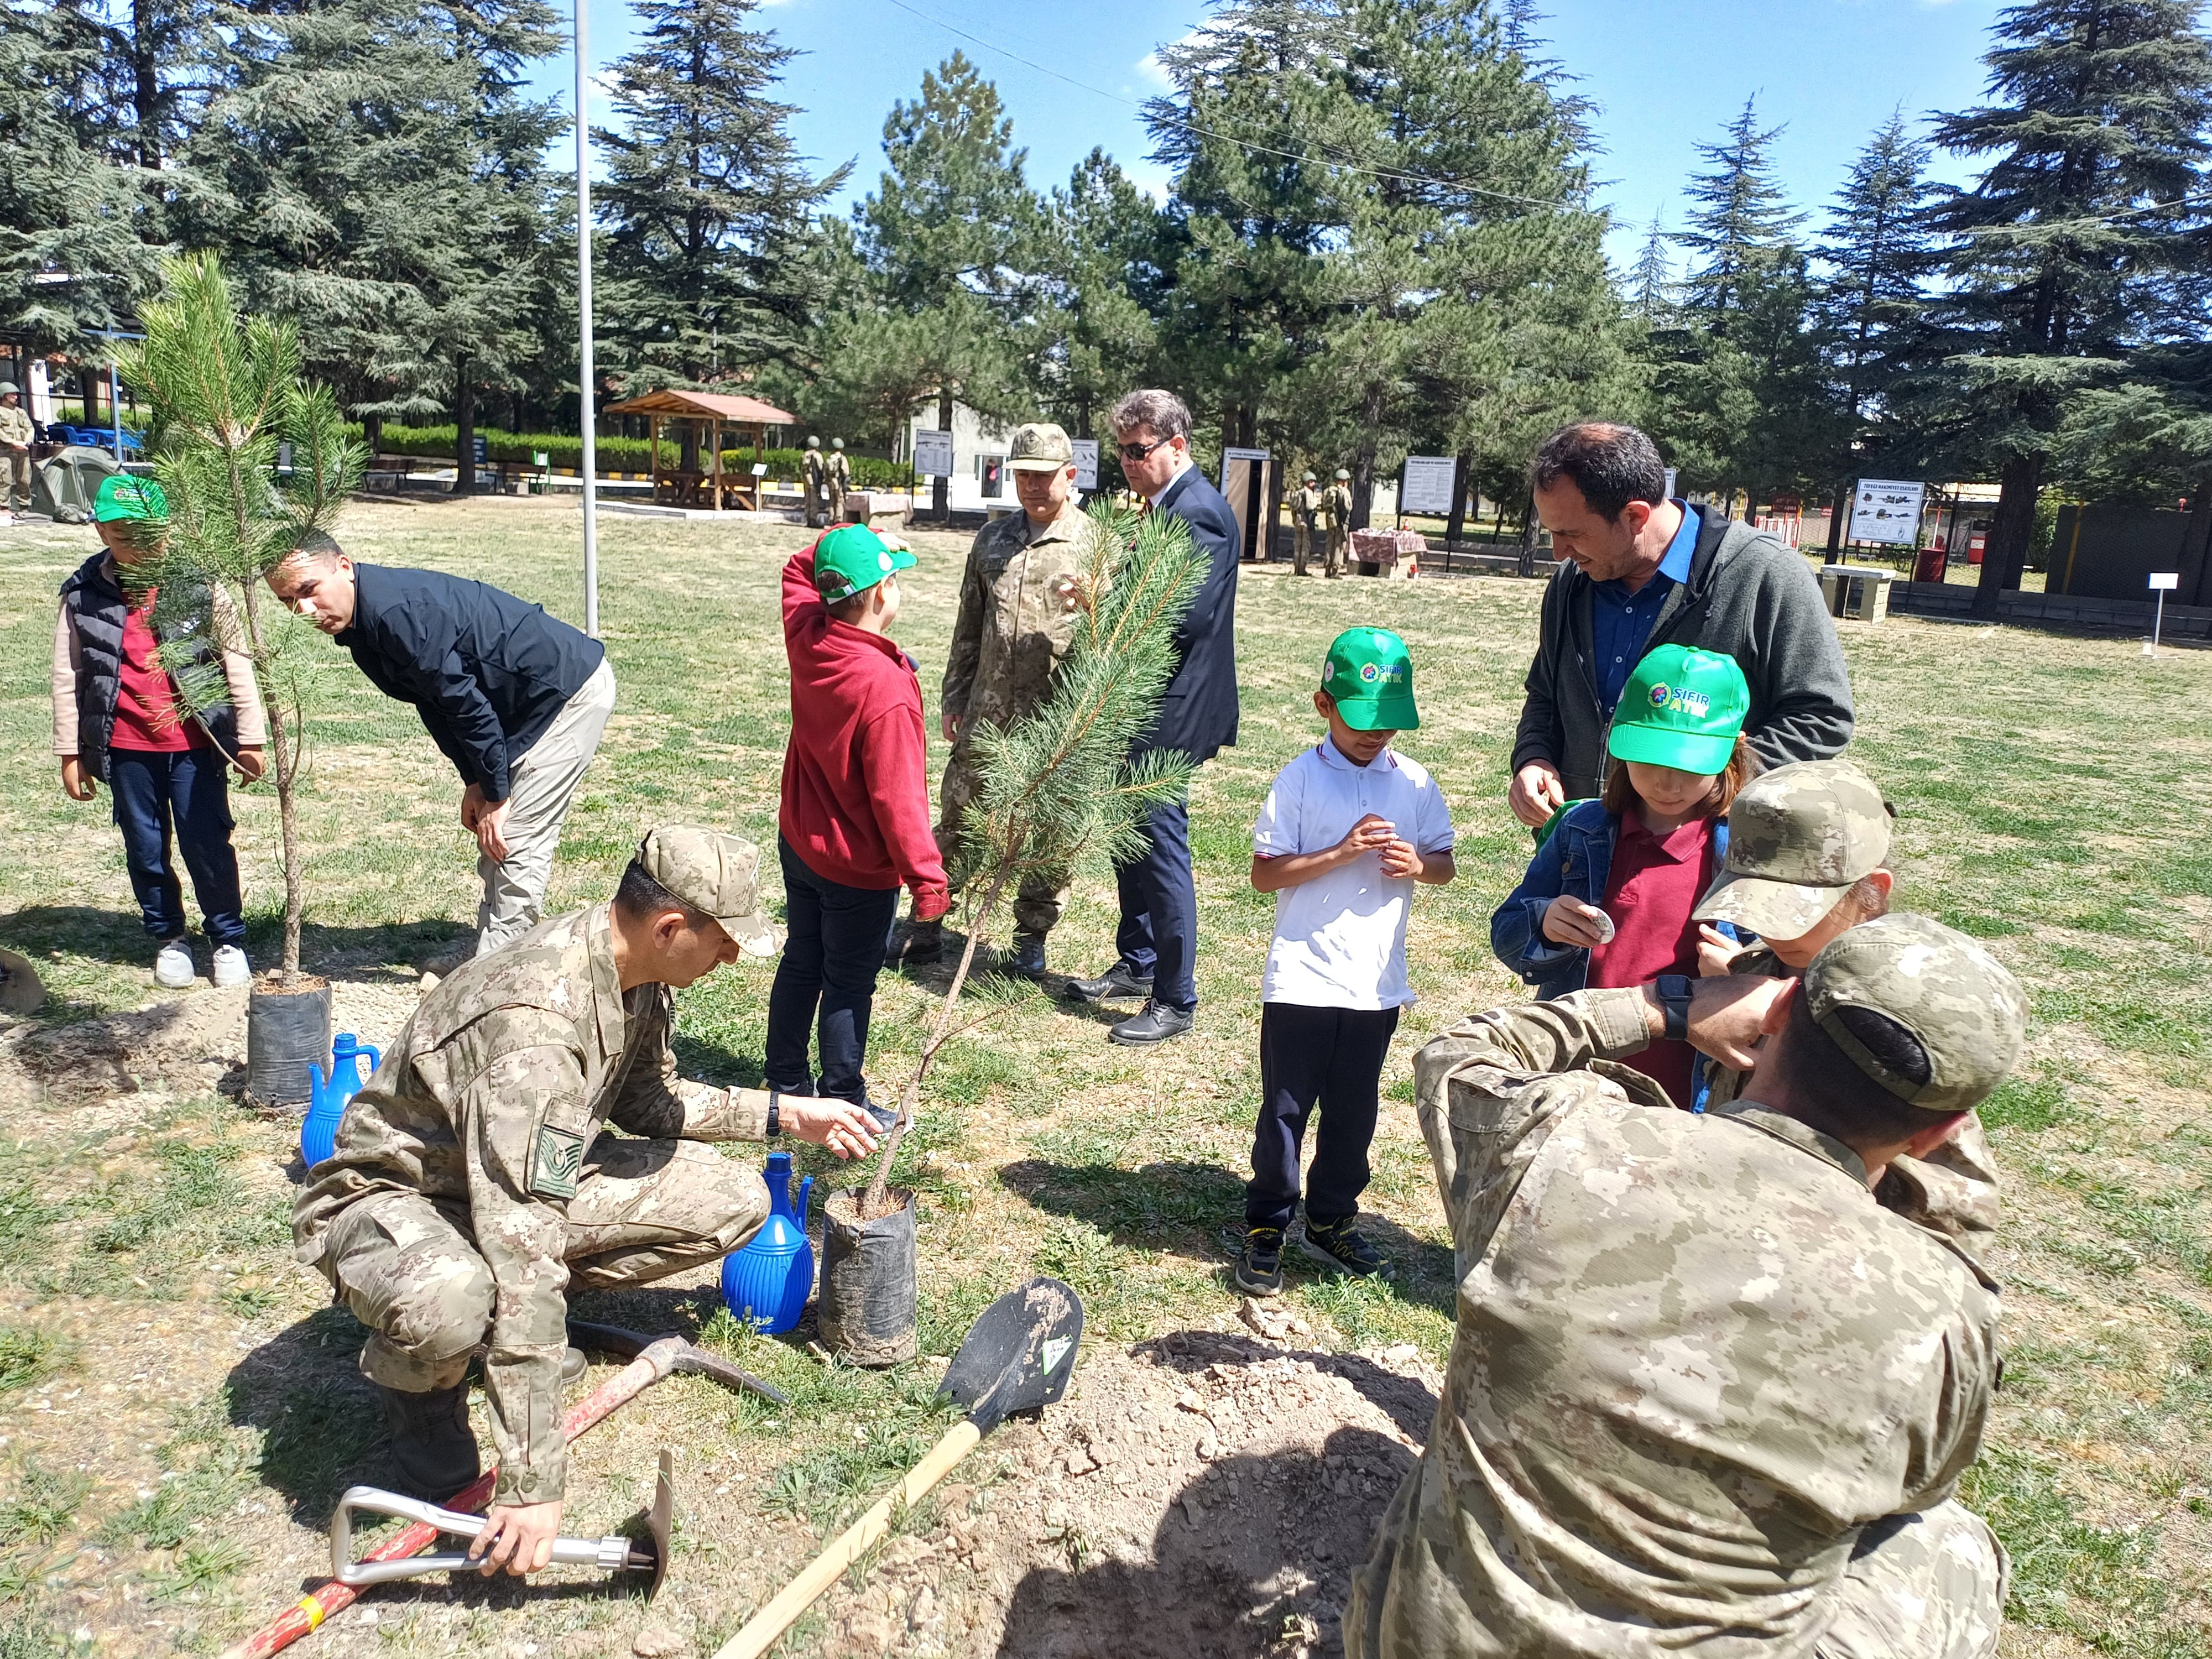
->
[1007,931,1047,977]
[893,916,943,968]
[380,1381,482,1503]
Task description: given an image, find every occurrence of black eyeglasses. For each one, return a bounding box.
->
[1117,437,1175,461]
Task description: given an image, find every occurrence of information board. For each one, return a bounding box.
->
[2149,571,2180,591]
[1399,455,1457,516]
[1071,438,1099,492]
[1220,446,1270,489]
[912,428,954,478]
[1848,479,1926,546]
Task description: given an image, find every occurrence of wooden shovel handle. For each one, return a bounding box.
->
[711,1418,983,1659]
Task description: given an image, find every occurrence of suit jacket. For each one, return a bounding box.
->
[1141,464,1241,766]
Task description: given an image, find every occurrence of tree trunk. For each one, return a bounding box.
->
[2182,476,2212,609]
[453,364,476,494]
[1445,451,1472,550]
[1971,451,2043,620]
[1517,494,1540,580]
[1826,482,1849,561]
[363,413,383,458]
[932,385,953,521]
[1074,394,1091,441]
[1349,387,1384,532]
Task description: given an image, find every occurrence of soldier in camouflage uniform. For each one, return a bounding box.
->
[802,436,827,528]
[1693,759,1999,1251]
[904,422,1092,977]
[824,439,852,524]
[1322,468,1353,577]
[293,826,882,1577]
[1349,913,2024,1659]
[1291,471,1323,575]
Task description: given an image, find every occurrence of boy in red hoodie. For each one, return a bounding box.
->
[771,526,951,1113]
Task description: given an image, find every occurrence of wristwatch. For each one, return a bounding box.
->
[765,1090,782,1138]
[1655,974,1694,1043]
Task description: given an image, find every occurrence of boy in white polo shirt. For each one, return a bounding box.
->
[1230,627,1456,1296]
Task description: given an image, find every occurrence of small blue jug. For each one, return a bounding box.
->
[721,1152,814,1335]
[302,1031,381,1171]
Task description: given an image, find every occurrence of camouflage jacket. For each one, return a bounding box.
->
[1292,486,1324,528]
[823,452,851,488]
[293,904,768,1504]
[1322,484,1352,528]
[940,500,1090,732]
[1708,945,2001,1253]
[0,404,32,447]
[803,451,825,488]
[1349,989,1999,1659]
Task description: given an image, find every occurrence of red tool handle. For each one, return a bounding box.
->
[219,1345,676,1659]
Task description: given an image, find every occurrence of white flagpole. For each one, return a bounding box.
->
[576,0,599,638]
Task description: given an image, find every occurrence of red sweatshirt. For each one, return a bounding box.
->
[779,549,951,917]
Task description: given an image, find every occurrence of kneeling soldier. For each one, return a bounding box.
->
[293,825,880,1576]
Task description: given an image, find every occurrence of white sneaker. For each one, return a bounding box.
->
[211,945,252,989]
[154,940,197,988]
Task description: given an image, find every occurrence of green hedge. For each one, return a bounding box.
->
[353,424,910,488]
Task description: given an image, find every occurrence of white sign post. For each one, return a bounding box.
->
[1663,466,1678,500]
[912,428,954,478]
[2146,571,2179,657]
[1071,438,1099,493]
[1848,479,1927,547]
[1399,455,1457,518]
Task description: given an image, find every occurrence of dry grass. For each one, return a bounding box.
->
[1,494,2208,1656]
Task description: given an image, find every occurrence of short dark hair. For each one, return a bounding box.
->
[1109,388,1192,442]
[612,858,712,931]
[825,588,872,623]
[1768,993,1948,1146]
[1601,733,1762,818]
[1530,423,1667,521]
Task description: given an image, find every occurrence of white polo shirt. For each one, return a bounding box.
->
[1253,737,1455,1009]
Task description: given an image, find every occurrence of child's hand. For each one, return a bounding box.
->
[1541,895,1611,949]
[60,757,95,801]
[1335,813,1397,860]
[1378,838,1424,879]
[232,746,267,784]
[1696,924,1739,977]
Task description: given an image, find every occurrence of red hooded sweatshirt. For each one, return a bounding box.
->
[780,546,950,917]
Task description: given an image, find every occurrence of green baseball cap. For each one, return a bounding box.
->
[1803,912,2026,1113]
[1608,644,1748,774]
[95,474,169,525]
[1319,627,1418,731]
[812,524,915,604]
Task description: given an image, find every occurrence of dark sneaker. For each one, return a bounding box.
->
[1063,963,1154,1004]
[1230,1224,1285,1297]
[1108,1000,1194,1046]
[379,1381,482,1503]
[891,916,943,969]
[1006,931,1048,977]
[1299,1217,1395,1280]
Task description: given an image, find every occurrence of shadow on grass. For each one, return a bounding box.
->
[2,905,469,988]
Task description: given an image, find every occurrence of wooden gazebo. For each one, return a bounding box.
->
[601,388,796,510]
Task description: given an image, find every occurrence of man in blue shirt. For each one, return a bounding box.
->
[1589,496,1700,716]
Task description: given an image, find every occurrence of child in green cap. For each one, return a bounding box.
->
[1228,627,1457,1296]
[53,474,267,989]
[1490,642,1756,1107]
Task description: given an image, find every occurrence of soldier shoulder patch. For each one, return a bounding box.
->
[531,1124,586,1199]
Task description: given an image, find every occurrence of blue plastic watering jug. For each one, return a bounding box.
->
[721,1152,814,1335]
[302,1031,381,1170]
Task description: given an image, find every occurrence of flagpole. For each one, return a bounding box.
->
[576,0,599,638]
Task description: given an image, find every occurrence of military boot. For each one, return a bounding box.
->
[379,1381,482,1503]
[893,916,943,969]
[1006,931,1047,977]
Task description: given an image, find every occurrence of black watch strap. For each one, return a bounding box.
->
[765,1091,781,1138]
[1656,974,1693,1043]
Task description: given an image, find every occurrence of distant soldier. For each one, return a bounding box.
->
[0,380,34,522]
[293,827,881,1573]
[802,436,827,528]
[1349,914,2025,1659]
[1323,468,1353,577]
[825,438,853,525]
[1291,471,1323,575]
[904,421,1091,977]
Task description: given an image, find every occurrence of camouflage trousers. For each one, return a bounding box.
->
[802,481,824,528]
[1326,528,1348,577]
[1815,1501,2007,1659]
[826,482,847,524]
[4,451,28,513]
[936,744,1068,937]
[1293,523,1313,574]
[317,1136,769,1394]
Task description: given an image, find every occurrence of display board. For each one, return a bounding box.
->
[912,429,954,478]
[1848,479,1927,545]
[1400,455,1457,516]
[1071,438,1099,492]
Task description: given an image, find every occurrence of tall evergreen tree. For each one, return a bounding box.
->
[594,0,847,392]
[1929,0,2212,613]
[1027,150,1164,445]
[1677,98,1805,327]
[1628,213,1674,320]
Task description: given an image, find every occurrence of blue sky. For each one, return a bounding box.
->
[542,0,2013,267]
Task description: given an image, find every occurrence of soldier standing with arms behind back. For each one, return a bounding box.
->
[1323,468,1354,577]
[902,422,1091,977]
[824,438,852,524]
[1291,471,1323,575]
[0,381,34,523]
[802,436,826,528]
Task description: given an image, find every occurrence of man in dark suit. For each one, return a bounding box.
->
[1066,389,1241,1045]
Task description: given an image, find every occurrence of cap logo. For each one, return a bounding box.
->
[1647,682,1710,718]
[1359,662,1380,683]
[1322,661,1336,681]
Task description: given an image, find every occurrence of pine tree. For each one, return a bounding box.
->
[861,502,1203,1215]
[1929,0,2212,614]
[1028,150,1165,443]
[1628,213,1674,320]
[1678,97,1806,328]
[123,254,362,983]
[594,0,847,392]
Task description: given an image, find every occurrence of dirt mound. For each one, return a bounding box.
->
[821,1319,1442,1659]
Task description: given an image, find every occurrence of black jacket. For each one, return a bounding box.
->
[1511,509,1856,800]
[59,553,239,783]
[1139,465,1242,766]
[338,563,604,802]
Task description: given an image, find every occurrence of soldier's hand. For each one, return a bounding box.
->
[942,710,961,743]
[469,1500,562,1576]
[1684,974,1793,1071]
[781,1096,881,1160]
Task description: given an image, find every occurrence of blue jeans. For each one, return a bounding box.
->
[765,838,900,1106]
[1112,798,1198,1010]
[108,747,245,948]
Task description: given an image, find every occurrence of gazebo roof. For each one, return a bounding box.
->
[601,387,797,425]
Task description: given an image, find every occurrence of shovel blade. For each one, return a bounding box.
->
[941,1276,1083,1434]
[648,1448,674,1600]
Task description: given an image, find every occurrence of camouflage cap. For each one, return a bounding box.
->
[1695,759,1895,938]
[635,826,776,951]
[1007,422,1074,471]
[1803,913,2025,1113]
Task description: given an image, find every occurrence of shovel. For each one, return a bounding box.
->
[332,1447,675,1594]
[710,1275,1084,1659]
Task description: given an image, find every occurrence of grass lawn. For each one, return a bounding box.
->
[2,494,2209,1656]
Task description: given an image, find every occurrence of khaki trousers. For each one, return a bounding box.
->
[476,657,617,955]
[322,1136,769,1393]
[1292,523,1312,574]
[802,481,823,527]
[4,449,29,512]
[827,482,848,524]
[1325,528,1348,577]
[935,743,1068,937]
